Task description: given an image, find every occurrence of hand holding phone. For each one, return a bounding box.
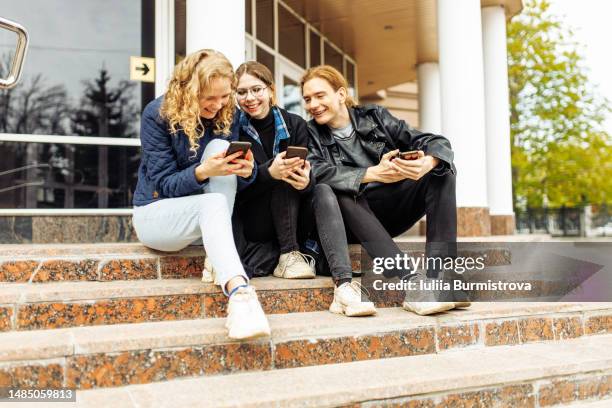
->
[284,146,308,168]
[269,147,307,180]
[391,150,420,161]
[225,141,252,160]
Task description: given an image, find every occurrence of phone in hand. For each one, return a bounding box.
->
[225,141,252,160]
[391,150,419,161]
[285,146,308,168]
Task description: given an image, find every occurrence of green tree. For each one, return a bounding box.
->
[507,0,612,209]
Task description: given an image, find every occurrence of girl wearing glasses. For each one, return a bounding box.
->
[231,61,316,279]
[132,50,271,340]
[215,61,376,318]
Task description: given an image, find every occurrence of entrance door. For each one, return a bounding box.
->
[277,59,306,119]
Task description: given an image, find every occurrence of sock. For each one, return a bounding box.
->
[336,278,352,287]
[228,284,249,298]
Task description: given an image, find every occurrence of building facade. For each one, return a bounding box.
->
[0,0,521,238]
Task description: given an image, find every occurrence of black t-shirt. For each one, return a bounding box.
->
[250,110,276,159]
[330,122,376,168]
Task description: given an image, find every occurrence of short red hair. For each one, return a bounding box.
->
[300,65,356,108]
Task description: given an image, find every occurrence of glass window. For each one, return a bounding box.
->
[281,76,305,117]
[256,0,274,48]
[324,41,343,74]
[278,4,305,68]
[245,37,254,61]
[282,0,305,16]
[175,0,186,63]
[0,0,153,138]
[256,46,275,77]
[309,30,321,67]
[0,142,140,209]
[245,0,252,34]
[346,60,356,89]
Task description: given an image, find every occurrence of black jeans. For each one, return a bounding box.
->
[233,182,355,282]
[335,172,457,278]
[238,182,302,254]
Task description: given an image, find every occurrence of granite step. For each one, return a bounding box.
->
[0,277,341,331]
[562,399,612,407]
[0,242,512,283]
[71,333,612,407]
[0,303,610,390]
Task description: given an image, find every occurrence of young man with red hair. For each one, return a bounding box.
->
[301,65,469,315]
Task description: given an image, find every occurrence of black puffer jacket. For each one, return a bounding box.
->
[307,104,456,195]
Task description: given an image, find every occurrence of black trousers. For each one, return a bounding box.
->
[334,172,457,278]
[233,182,354,281]
[233,182,305,277]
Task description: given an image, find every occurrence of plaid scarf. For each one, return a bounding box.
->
[239,106,290,157]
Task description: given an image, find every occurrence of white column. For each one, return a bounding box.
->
[155,0,174,97]
[417,63,441,134]
[482,6,514,216]
[437,0,488,209]
[186,0,245,69]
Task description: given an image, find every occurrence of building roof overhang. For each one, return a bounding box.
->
[285,0,522,95]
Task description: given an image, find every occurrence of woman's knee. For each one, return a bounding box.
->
[202,138,230,161]
[199,192,229,214]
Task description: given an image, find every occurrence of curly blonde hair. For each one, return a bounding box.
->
[160,49,236,154]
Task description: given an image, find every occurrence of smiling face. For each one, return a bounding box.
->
[236,73,272,119]
[199,76,233,120]
[302,77,347,127]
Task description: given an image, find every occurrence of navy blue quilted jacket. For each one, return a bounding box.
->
[133,96,256,206]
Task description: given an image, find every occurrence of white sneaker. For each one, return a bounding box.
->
[402,274,455,316]
[273,251,316,279]
[329,281,377,317]
[201,256,218,284]
[225,286,271,340]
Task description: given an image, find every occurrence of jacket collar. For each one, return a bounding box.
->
[315,106,382,146]
[239,106,290,162]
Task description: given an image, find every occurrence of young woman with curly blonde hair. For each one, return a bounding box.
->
[132,49,270,340]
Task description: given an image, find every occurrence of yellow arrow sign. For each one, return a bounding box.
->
[130,56,155,83]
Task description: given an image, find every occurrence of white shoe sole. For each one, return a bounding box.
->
[402,302,455,316]
[329,300,377,317]
[227,320,271,340]
[273,269,316,279]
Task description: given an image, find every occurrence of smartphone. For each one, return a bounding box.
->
[392,150,419,161]
[225,141,252,158]
[285,146,308,161]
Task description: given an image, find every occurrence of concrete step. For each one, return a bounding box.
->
[71,334,612,407]
[1,303,610,390]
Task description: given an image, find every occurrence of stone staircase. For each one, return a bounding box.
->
[0,243,610,407]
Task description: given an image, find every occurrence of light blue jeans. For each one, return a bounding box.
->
[133,139,247,294]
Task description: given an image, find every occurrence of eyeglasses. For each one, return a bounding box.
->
[236,85,267,100]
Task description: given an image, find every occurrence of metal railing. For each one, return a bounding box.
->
[0,16,29,89]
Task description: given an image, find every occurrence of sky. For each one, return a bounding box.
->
[548,0,612,133]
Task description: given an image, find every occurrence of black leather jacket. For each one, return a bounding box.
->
[307,104,456,195]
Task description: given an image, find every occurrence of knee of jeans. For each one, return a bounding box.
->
[199,192,229,214]
[436,171,456,190]
[202,138,230,162]
[313,184,338,208]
